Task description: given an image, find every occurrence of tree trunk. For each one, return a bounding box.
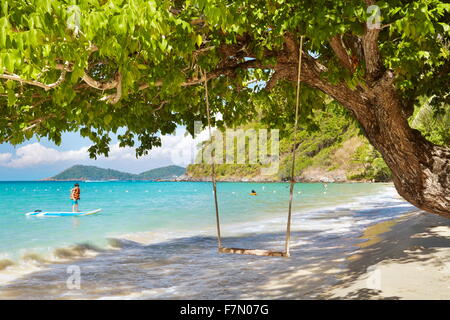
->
[342,71,450,217]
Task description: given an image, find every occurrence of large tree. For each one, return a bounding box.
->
[0,0,449,216]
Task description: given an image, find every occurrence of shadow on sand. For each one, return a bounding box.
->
[319,212,450,299]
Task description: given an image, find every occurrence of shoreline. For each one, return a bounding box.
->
[37,179,390,184]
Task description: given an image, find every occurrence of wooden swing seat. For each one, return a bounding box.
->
[218,247,289,257]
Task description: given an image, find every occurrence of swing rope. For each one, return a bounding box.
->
[202,70,222,250]
[285,35,304,256]
[202,36,304,257]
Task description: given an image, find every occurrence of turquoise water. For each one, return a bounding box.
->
[0,181,418,299]
[0,181,406,262]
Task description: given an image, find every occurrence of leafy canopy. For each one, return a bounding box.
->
[0,0,449,157]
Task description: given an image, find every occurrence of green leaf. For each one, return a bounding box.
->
[159,38,168,51]
[7,88,16,106]
[4,53,14,72]
[104,114,113,125]
[439,22,449,33]
[1,1,7,16]
[196,34,203,47]
[0,28,6,47]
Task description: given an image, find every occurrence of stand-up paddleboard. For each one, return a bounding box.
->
[25,209,101,217]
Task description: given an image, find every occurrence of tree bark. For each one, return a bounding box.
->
[353,72,450,218]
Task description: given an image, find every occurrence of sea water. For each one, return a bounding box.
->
[0,181,416,299]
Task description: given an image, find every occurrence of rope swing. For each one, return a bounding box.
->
[203,36,305,257]
[203,68,222,249]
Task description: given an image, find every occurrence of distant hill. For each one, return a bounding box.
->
[137,165,186,180]
[46,165,185,181]
[49,165,134,181]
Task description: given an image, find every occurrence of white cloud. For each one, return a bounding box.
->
[0,129,209,169]
[4,143,89,168]
[98,129,209,167]
[0,153,12,165]
[149,130,209,166]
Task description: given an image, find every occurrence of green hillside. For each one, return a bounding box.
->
[48,165,185,181]
[187,106,391,182]
[137,165,186,180]
[50,165,135,181]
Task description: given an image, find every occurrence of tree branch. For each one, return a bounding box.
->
[138,59,269,91]
[99,72,122,104]
[2,114,56,144]
[82,72,118,90]
[76,44,123,103]
[329,35,354,72]
[362,2,384,81]
[0,68,67,91]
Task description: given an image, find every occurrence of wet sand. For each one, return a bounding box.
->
[321,211,450,299]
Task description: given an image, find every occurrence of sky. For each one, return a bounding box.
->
[0,127,209,181]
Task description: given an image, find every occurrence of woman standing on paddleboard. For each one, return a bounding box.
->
[70,183,81,212]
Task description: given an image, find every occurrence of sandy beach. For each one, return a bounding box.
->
[321,211,450,299]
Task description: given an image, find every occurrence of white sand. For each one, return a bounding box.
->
[327,224,450,299]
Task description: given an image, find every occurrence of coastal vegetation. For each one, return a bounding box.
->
[187,103,393,182]
[0,1,448,216]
